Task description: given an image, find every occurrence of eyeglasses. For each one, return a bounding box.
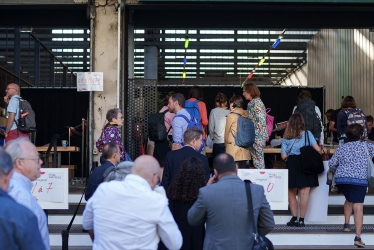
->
[18,157,41,164]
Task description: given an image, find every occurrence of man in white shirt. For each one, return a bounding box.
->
[82,155,182,250]
[6,138,50,250]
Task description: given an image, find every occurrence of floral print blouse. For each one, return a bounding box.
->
[96,125,125,160]
[247,97,268,143]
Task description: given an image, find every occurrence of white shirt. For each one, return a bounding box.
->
[8,172,50,250]
[82,174,182,250]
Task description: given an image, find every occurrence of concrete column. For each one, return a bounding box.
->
[144,46,158,79]
[92,0,120,163]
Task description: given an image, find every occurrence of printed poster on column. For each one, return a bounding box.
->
[237,169,288,210]
[31,168,69,209]
[77,72,103,91]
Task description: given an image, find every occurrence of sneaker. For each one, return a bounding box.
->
[354,236,365,248]
[286,218,299,227]
[343,223,351,232]
[298,221,305,227]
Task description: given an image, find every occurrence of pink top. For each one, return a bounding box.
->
[160,106,175,135]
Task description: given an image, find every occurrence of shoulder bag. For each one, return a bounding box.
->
[244,180,274,250]
[363,142,374,188]
[300,131,324,175]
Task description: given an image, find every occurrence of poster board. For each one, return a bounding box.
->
[31,168,69,209]
[237,169,288,210]
[77,72,103,91]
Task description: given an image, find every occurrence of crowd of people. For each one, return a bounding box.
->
[1,81,374,249]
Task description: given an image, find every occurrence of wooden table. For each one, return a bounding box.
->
[36,146,80,168]
[205,147,281,154]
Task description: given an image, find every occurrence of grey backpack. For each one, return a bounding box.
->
[16,97,37,133]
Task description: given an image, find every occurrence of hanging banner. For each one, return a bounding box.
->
[237,169,288,210]
[31,168,69,209]
[77,72,103,92]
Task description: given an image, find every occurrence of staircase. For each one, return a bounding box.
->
[48,187,374,249]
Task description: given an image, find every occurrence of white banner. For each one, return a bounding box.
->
[77,72,103,91]
[237,169,288,210]
[31,168,69,209]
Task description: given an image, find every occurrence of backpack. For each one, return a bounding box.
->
[148,109,170,142]
[185,100,202,130]
[102,165,115,182]
[294,99,321,139]
[16,97,36,133]
[174,114,202,131]
[266,108,274,142]
[344,108,368,138]
[231,114,255,148]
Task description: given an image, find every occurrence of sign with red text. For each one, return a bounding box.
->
[237,169,288,210]
[31,168,69,209]
[77,72,103,91]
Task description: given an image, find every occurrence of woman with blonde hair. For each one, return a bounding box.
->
[281,113,321,227]
[243,82,267,169]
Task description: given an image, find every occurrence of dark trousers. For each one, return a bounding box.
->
[212,143,226,160]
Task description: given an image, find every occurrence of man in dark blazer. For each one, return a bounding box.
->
[188,153,275,250]
[85,142,120,200]
[161,127,210,192]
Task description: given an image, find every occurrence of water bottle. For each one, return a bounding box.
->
[339,134,346,147]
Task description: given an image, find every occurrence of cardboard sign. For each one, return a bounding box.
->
[31,168,69,209]
[77,72,103,91]
[237,169,288,210]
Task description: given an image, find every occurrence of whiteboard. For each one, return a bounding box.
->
[77,72,103,91]
[31,168,69,209]
[237,169,288,210]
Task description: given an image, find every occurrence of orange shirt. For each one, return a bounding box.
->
[188,98,208,139]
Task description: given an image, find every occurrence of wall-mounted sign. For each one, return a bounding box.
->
[77,72,103,92]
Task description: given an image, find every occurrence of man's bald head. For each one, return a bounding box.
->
[131,155,161,190]
[6,83,20,96]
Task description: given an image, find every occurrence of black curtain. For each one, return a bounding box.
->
[158,86,324,125]
[21,89,89,177]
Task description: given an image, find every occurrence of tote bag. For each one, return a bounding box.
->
[363,142,374,188]
[300,131,324,175]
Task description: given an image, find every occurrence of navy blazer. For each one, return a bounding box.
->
[85,160,115,201]
[161,146,210,192]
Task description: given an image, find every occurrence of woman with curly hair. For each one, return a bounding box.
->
[161,157,206,250]
[96,108,130,164]
[281,113,321,227]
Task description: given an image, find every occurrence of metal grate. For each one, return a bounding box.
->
[126,79,157,159]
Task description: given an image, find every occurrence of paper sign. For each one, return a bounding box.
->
[77,72,103,91]
[237,169,288,210]
[31,168,69,209]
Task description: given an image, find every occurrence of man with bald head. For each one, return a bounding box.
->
[6,138,50,250]
[4,83,29,143]
[82,155,182,250]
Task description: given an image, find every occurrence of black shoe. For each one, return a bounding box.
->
[286,218,299,227]
[298,221,305,227]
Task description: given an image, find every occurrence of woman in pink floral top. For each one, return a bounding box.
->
[96,108,126,163]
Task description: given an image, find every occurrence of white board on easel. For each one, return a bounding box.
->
[31,168,69,209]
[237,169,288,210]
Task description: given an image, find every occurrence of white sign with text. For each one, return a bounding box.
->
[31,168,69,209]
[237,169,288,210]
[77,72,103,91]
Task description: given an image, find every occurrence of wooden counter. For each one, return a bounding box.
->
[36,146,80,168]
[206,147,281,154]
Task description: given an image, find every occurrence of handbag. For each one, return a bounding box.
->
[266,108,274,142]
[300,131,324,175]
[244,180,274,250]
[363,142,374,188]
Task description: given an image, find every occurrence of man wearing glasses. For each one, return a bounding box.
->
[83,155,182,250]
[3,83,30,143]
[5,138,50,250]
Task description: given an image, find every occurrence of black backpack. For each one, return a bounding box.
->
[294,99,321,139]
[16,97,37,133]
[148,109,170,142]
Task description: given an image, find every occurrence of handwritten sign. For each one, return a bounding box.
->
[31,168,69,209]
[77,72,103,91]
[237,169,288,210]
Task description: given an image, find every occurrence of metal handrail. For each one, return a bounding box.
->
[44,134,60,168]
